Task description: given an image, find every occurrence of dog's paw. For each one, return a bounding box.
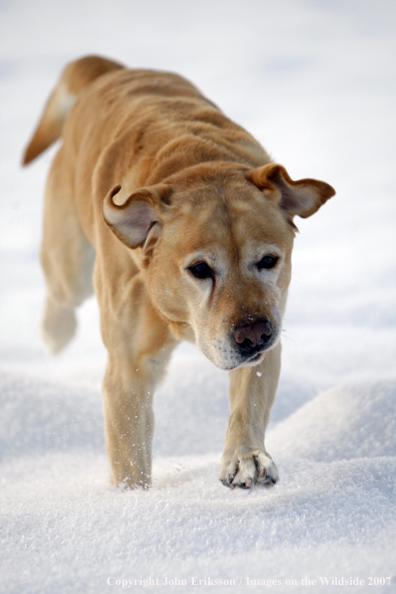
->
[219,450,278,489]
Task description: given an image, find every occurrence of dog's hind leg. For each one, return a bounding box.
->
[40,147,95,354]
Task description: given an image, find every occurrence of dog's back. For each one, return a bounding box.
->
[24,55,269,184]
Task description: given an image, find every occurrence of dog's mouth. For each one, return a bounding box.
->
[239,348,267,368]
[221,348,266,371]
[248,351,265,363]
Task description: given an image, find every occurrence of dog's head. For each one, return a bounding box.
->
[103,163,335,370]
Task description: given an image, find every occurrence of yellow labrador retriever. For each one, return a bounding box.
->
[23,56,335,489]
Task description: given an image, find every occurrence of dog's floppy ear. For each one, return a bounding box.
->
[103,184,170,250]
[247,164,335,220]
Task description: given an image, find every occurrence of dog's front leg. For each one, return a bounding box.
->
[98,269,175,489]
[103,337,175,488]
[103,359,153,489]
[220,342,281,489]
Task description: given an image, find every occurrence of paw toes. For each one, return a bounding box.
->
[221,479,232,488]
[220,452,278,490]
[256,455,279,485]
[241,477,254,489]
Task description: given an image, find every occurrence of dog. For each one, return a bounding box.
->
[23,56,335,489]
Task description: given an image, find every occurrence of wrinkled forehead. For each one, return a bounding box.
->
[166,186,294,260]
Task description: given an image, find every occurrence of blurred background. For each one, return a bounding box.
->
[1,0,395,442]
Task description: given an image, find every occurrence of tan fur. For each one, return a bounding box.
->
[23,56,335,489]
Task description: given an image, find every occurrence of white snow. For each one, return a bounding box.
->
[1,0,396,592]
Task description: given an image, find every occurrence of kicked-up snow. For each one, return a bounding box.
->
[1,0,395,592]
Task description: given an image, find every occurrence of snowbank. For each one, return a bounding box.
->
[1,373,395,592]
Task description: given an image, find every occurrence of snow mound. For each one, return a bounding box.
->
[267,380,396,462]
[1,372,395,592]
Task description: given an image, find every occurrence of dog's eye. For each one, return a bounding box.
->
[188,262,214,279]
[257,255,279,270]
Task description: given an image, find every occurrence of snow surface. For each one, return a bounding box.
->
[1,0,396,592]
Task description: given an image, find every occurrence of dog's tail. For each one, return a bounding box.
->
[22,55,124,165]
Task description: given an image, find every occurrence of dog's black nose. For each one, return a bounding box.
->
[233,319,272,355]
